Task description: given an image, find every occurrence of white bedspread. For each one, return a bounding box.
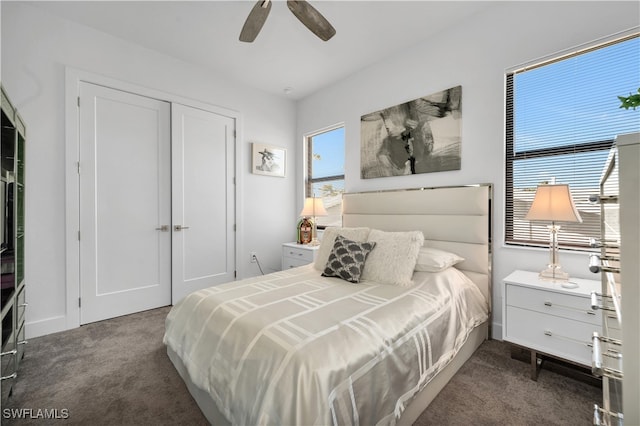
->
[163,264,488,426]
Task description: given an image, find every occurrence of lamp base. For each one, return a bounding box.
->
[538,223,578,288]
[538,267,578,288]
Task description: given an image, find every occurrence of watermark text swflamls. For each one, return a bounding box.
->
[2,408,70,420]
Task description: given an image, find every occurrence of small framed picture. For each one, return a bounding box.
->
[252,143,286,177]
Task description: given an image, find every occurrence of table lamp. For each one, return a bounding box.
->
[525,184,582,286]
[299,197,327,246]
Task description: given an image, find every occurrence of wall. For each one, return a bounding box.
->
[1,2,297,338]
[296,1,640,338]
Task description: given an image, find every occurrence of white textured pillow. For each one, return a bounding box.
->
[314,227,371,271]
[415,247,464,272]
[361,229,425,286]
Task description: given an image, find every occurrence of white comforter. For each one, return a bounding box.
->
[163,264,488,426]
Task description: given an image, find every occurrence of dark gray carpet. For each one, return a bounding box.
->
[415,338,600,425]
[4,307,207,426]
[3,307,599,425]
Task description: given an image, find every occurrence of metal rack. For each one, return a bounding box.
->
[589,133,640,426]
[1,86,27,410]
[589,142,623,426]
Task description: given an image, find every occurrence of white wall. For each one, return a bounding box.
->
[296,1,640,338]
[1,2,297,338]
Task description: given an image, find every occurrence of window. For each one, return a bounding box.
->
[306,125,345,228]
[506,34,640,249]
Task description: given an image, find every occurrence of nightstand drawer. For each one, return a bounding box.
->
[506,306,600,366]
[506,284,600,326]
[282,245,315,263]
[281,243,319,270]
[283,257,312,269]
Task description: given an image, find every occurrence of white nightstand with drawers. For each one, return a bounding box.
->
[502,270,602,380]
[281,242,319,270]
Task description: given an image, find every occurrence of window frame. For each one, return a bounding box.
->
[305,124,345,229]
[504,33,638,250]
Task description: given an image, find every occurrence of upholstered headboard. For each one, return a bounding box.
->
[342,184,492,306]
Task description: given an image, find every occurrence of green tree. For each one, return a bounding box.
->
[319,184,341,197]
[618,88,640,110]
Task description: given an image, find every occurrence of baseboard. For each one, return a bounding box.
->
[26,315,69,339]
[491,321,502,340]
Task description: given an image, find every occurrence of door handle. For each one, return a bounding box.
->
[155,225,169,232]
[174,225,190,231]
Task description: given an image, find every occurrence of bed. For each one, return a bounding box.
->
[164,184,492,425]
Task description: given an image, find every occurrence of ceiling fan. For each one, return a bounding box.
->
[239,0,336,43]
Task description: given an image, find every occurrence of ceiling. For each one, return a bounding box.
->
[30,1,495,100]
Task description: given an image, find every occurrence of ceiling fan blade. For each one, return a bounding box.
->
[239,0,272,43]
[286,0,336,41]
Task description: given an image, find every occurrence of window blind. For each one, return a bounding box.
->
[505,33,639,249]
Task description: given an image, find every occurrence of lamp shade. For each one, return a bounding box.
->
[299,197,328,217]
[525,184,582,223]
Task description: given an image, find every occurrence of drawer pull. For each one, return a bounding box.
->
[0,349,17,357]
[589,254,620,274]
[0,372,17,381]
[591,332,623,379]
[17,340,27,346]
[592,332,603,375]
[588,194,618,204]
[288,251,304,257]
[544,330,552,337]
[541,299,597,317]
[593,404,623,425]
[593,332,622,347]
[589,238,620,249]
[593,404,601,426]
[590,291,616,312]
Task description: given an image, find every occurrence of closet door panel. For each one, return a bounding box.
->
[79,82,171,324]
[171,104,235,303]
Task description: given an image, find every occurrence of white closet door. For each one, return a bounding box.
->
[79,82,171,324]
[171,103,236,303]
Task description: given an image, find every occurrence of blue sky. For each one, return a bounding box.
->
[311,126,345,179]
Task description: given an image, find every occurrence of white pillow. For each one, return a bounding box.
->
[360,229,424,287]
[314,227,371,271]
[414,247,464,272]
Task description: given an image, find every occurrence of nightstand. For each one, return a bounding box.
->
[281,242,319,270]
[502,270,602,380]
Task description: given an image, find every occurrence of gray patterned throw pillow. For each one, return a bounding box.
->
[322,235,376,283]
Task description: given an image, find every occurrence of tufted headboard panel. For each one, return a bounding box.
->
[342,184,492,306]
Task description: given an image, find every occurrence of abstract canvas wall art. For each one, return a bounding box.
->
[360,86,462,179]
